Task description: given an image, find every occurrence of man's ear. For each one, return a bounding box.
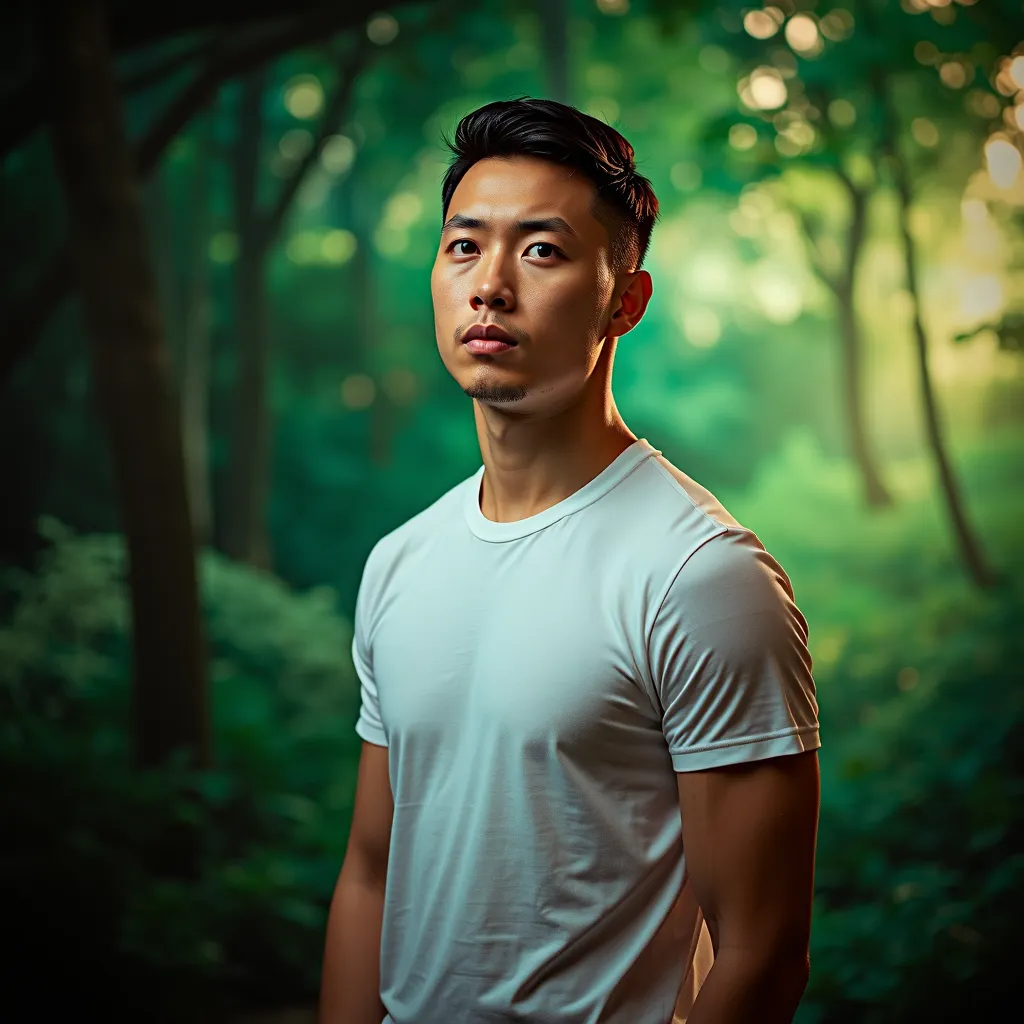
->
[608,270,653,339]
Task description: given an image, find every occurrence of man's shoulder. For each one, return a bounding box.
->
[610,450,752,567]
[637,451,745,533]
[626,456,800,624]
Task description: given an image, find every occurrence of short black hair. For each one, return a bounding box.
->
[440,97,659,272]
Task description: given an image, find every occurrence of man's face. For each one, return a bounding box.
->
[430,156,648,412]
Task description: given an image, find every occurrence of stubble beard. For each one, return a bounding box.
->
[462,377,529,404]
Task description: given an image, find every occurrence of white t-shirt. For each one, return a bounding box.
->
[352,439,820,1024]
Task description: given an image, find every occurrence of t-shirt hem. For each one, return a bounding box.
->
[355,717,388,747]
[671,726,819,772]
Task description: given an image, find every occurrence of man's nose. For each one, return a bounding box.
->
[470,259,516,312]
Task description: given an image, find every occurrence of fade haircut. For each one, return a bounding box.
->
[440,97,659,273]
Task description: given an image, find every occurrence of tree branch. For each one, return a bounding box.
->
[261,39,374,248]
[833,160,859,202]
[1,9,356,388]
[118,33,223,93]
[794,205,840,295]
[2,8,355,164]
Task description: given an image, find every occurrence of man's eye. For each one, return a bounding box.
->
[526,242,559,259]
[451,240,479,256]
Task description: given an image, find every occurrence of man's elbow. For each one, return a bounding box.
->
[738,934,811,1014]
[777,948,811,1001]
[762,942,811,1018]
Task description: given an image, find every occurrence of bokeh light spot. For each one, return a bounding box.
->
[283,76,324,119]
[785,15,822,57]
[341,374,376,409]
[911,117,940,147]
[367,13,399,45]
[744,10,779,40]
[286,231,322,264]
[960,274,1004,321]
[209,231,237,264]
[965,90,1000,118]
[828,98,857,128]
[321,135,356,175]
[1009,55,1024,90]
[381,367,420,405]
[743,67,788,110]
[729,123,758,150]
[670,162,702,191]
[984,135,1022,189]
[322,230,357,265]
[682,308,722,348]
[939,61,967,89]
[819,9,854,40]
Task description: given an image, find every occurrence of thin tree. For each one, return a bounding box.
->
[223,41,373,567]
[793,160,892,507]
[43,0,210,768]
[181,113,216,547]
[876,69,997,588]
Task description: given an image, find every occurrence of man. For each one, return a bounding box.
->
[319,98,820,1024]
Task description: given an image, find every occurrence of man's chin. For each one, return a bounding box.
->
[462,381,529,404]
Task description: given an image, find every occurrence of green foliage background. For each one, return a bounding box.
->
[1,0,1022,1020]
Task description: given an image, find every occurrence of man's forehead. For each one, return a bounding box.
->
[447,157,601,233]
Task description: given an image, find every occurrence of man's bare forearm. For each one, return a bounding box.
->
[319,867,387,1024]
[685,948,809,1024]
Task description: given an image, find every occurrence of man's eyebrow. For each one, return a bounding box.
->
[519,216,578,238]
[442,214,484,232]
[441,213,578,238]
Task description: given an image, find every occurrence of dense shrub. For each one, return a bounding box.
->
[727,432,1024,1022]
[799,584,1024,1023]
[0,518,361,1022]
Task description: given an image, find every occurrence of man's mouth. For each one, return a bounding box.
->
[462,324,517,346]
[462,324,518,355]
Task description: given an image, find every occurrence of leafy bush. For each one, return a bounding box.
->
[726,430,1024,1022]
[0,518,361,1022]
[799,581,1024,1023]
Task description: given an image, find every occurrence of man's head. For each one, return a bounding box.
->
[430,98,658,412]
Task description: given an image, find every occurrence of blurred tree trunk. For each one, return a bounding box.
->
[142,166,183,366]
[346,173,394,466]
[878,78,997,589]
[223,70,272,568]
[43,0,210,768]
[143,156,214,545]
[181,114,215,547]
[0,5,406,389]
[536,0,570,105]
[801,173,892,508]
[222,46,371,565]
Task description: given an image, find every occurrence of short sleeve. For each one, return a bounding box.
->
[648,529,819,772]
[352,546,388,748]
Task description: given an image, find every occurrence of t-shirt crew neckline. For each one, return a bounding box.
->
[463,438,662,543]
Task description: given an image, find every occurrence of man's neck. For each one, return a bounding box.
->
[473,399,638,524]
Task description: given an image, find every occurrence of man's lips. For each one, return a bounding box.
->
[462,324,516,345]
[462,324,518,355]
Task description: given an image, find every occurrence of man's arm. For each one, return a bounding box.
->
[676,750,820,1024]
[319,741,393,1024]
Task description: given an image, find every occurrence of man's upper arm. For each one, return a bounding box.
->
[676,751,820,961]
[342,740,393,890]
[648,529,820,772]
